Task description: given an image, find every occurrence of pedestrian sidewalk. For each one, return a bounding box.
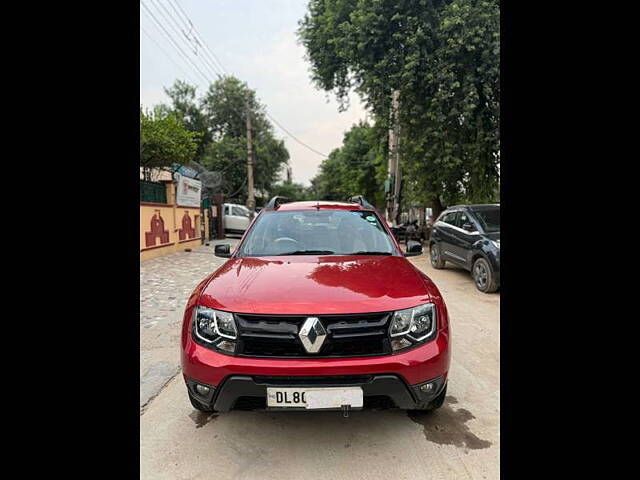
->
[140,237,240,411]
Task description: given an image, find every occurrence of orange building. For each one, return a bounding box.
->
[140,180,208,261]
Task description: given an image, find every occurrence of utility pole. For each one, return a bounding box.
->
[246,99,255,215]
[386,90,401,226]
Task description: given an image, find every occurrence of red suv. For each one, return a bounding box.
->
[181,197,451,414]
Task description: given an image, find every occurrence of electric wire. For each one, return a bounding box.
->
[148,0,223,81]
[169,0,229,75]
[140,24,199,87]
[140,0,211,86]
[160,0,328,158]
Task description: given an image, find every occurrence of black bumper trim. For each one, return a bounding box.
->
[191,374,445,412]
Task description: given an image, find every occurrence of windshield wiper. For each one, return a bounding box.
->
[350,251,393,255]
[277,250,336,255]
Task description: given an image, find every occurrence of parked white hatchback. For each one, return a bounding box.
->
[224,203,252,235]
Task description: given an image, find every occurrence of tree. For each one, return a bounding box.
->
[309,121,386,207]
[156,76,291,204]
[162,80,211,161]
[199,76,290,202]
[139,108,200,180]
[269,179,312,201]
[402,0,500,210]
[298,0,499,214]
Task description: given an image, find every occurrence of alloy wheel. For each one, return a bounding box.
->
[474,262,488,289]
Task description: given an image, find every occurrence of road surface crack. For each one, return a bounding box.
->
[140,367,181,416]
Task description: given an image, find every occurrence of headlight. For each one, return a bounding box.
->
[491,239,500,249]
[192,306,238,353]
[389,303,437,351]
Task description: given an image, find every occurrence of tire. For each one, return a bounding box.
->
[472,257,499,293]
[188,391,216,413]
[430,243,446,269]
[408,383,447,413]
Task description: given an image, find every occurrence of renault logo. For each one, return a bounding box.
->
[299,317,327,354]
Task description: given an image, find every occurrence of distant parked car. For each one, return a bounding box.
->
[429,204,500,293]
[223,203,252,235]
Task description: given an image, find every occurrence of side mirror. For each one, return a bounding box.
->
[404,240,423,257]
[462,223,476,232]
[215,244,232,258]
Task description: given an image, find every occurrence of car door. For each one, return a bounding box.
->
[435,210,466,265]
[225,205,250,233]
[223,204,237,232]
[231,205,251,231]
[448,210,481,269]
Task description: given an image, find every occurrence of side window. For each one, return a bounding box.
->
[232,206,246,216]
[458,212,469,227]
[441,211,457,225]
[224,205,231,215]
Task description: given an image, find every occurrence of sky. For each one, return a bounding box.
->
[140,0,369,186]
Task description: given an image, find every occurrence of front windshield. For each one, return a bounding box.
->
[472,207,500,233]
[239,210,396,256]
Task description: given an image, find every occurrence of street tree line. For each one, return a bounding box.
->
[298,0,500,216]
[141,0,498,215]
[140,76,290,204]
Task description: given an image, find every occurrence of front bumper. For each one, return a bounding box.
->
[182,328,450,387]
[186,374,447,412]
[182,327,450,411]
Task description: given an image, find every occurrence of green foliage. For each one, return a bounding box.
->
[309,121,386,208]
[269,181,313,202]
[199,77,290,199]
[158,77,290,201]
[163,80,211,160]
[403,0,500,206]
[299,0,500,209]
[139,108,200,171]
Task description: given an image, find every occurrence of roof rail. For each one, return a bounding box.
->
[265,196,290,209]
[348,195,375,210]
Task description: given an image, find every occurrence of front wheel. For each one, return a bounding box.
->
[472,257,499,293]
[430,243,446,269]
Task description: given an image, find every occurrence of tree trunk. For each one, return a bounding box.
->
[432,195,444,219]
[417,207,425,227]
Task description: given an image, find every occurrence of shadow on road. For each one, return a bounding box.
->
[183,397,491,454]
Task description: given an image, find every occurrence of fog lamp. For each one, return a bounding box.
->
[420,382,434,393]
[195,384,210,396]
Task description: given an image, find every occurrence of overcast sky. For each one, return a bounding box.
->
[140,0,368,185]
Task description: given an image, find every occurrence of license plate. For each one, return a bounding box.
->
[266,387,363,409]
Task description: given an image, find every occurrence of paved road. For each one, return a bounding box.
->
[140,246,499,480]
[140,238,240,410]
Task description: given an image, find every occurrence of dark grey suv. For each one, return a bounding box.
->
[429,204,500,293]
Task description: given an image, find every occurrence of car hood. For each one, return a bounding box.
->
[199,255,434,315]
[484,232,500,241]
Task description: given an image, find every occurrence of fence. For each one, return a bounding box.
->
[140,180,167,204]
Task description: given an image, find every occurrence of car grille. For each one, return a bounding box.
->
[234,312,392,358]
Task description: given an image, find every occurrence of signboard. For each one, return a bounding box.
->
[172,163,199,179]
[175,174,202,207]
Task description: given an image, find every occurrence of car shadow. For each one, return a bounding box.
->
[187,396,492,456]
